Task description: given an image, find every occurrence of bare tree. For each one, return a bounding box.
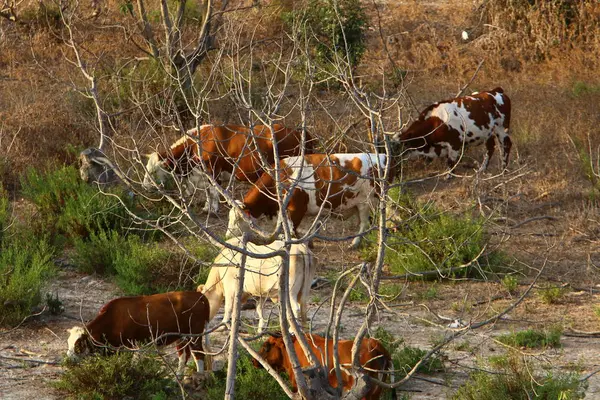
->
[60,1,546,399]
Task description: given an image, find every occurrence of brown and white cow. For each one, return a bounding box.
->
[197,238,317,333]
[254,333,396,400]
[142,124,313,214]
[226,153,390,249]
[392,87,511,172]
[66,291,210,376]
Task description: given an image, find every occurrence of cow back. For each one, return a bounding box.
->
[86,291,209,348]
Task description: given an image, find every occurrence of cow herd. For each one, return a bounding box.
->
[69,88,512,398]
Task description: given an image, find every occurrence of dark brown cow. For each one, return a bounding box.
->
[226,153,391,249]
[143,124,313,213]
[254,333,396,400]
[393,87,511,172]
[66,291,210,376]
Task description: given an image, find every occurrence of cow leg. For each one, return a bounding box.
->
[480,136,496,172]
[257,297,268,333]
[349,204,372,250]
[190,337,205,373]
[176,341,189,376]
[501,134,512,172]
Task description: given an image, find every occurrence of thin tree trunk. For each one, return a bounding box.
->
[224,234,248,400]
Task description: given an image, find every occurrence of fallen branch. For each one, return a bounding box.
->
[511,216,557,229]
[0,355,59,365]
[563,329,600,338]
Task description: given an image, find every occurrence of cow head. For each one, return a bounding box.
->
[254,334,286,370]
[66,326,92,359]
[79,148,119,185]
[225,201,254,239]
[142,152,172,191]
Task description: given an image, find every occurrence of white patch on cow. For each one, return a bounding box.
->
[427,99,507,162]
[142,152,167,190]
[66,326,86,358]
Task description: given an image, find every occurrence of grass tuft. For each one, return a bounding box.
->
[497,327,562,349]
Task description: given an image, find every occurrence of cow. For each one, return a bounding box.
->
[392,87,511,173]
[142,124,313,214]
[226,153,391,249]
[254,333,396,400]
[197,238,317,333]
[66,291,210,376]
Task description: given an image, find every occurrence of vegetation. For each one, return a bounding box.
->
[20,166,134,243]
[55,351,176,400]
[200,350,289,400]
[374,327,444,379]
[0,187,55,326]
[497,327,562,349]
[282,0,368,77]
[454,353,587,400]
[364,189,495,279]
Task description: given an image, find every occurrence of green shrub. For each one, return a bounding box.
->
[394,345,444,378]
[0,240,55,326]
[73,231,170,295]
[538,286,566,304]
[366,189,493,279]
[72,230,129,275]
[502,275,519,294]
[282,0,368,77]
[0,185,9,247]
[201,350,288,400]
[113,236,170,295]
[497,327,562,349]
[21,165,134,242]
[454,353,586,400]
[55,351,176,400]
[372,327,443,379]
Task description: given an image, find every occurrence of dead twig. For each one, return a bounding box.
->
[511,216,558,229]
[0,355,59,365]
[455,60,485,97]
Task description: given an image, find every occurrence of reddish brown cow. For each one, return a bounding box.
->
[226,153,391,249]
[143,124,313,214]
[254,333,396,400]
[393,87,511,172]
[66,291,210,376]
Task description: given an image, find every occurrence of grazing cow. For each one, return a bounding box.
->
[392,87,511,172]
[66,291,210,376]
[142,124,313,214]
[226,153,390,249]
[197,238,317,333]
[79,147,120,185]
[254,333,396,400]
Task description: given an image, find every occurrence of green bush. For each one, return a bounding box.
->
[0,185,9,246]
[365,189,493,279]
[201,350,288,400]
[73,231,170,295]
[497,327,562,349]
[454,353,586,400]
[55,351,176,400]
[394,345,444,378]
[113,236,170,295]
[0,240,55,326]
[373,327,443,380]
[21,165,134,242]
[72,230,129,275]
[283,0,368,76]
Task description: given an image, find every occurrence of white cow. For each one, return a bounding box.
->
[197,238,317,333]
